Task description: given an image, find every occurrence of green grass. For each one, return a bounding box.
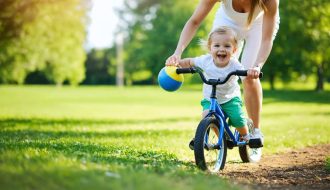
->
[0,85,330,190]
[326,157,330,171]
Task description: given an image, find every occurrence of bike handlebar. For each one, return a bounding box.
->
[176,67,263,85]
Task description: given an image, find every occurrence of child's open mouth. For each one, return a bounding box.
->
[217,54,227,59]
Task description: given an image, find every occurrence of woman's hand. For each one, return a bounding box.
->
[165,54,181,67]
[247,66,261,79]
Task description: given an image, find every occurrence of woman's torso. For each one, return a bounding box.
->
[212,0,265,39]
[221,0,264,26]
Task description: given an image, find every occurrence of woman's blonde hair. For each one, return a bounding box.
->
[248,0,267,26]
[200,26,238,50]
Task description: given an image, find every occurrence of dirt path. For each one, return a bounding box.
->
[220,144,330,190]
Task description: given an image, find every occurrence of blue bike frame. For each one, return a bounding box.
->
[175,67,261,149]
[207,98,248,148]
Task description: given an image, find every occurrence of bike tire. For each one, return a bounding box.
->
[194,117,227,172]
[239,119,262,163]
[238,144,251,162]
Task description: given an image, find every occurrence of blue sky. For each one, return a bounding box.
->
[87,0,123,49]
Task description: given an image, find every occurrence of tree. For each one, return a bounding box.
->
[0,0,90,85]
[266,0,330,90]
[83,48,116,85]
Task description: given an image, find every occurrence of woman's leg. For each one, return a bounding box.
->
[240,16,280,129]
[243,78,262,129]
[240,23,263,129]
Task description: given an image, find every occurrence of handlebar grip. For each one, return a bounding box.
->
[235,70,248,76]
[176,67,196,74]
[236,70,263,78]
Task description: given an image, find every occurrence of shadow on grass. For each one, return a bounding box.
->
[183,87,330,104]
[0,137,195,173]
[262,111,330,117]
[0,118,196,173]
[0,117,197,128]
[0,128,185,139]
[263,89,330,104]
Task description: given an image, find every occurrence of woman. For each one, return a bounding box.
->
[166,0,280,145]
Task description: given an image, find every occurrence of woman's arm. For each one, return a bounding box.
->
[166,0,218,65]
[248,0,279,78]
[254,0,279,68]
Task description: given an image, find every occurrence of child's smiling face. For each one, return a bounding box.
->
[209,33,237,68]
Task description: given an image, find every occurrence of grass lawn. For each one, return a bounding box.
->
[0,84,329,190]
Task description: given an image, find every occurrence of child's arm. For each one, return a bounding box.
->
[166,58,195,68]
[178,58,195,68]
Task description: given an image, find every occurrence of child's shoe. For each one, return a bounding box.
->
[251,128,264,145]
[249,128,264,148]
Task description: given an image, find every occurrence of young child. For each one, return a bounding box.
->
[166,26,259,147]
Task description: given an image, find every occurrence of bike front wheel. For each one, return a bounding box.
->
[194,117,227,172]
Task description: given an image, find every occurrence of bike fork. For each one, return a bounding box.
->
[215,119,225,150]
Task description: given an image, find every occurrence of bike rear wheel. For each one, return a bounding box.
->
[194,117,227,172]
[239,119,262,163]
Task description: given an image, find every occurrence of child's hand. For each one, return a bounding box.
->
[165,54,181,67]
[247,66,261,79]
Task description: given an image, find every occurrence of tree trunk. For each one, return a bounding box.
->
[116,34,124,87]
[269,72,275,90]
[315,64,324,92]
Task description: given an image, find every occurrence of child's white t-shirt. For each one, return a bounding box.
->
[193,54,243,104]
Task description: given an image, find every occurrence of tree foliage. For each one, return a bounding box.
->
[82,48,116,85]
[119,0,217,84]
[264,0,330,90]
[0,0,90,85]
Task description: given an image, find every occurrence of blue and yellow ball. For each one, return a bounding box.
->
[158,66,184,92]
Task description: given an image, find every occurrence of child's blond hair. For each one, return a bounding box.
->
[208,26,238,48]
[200,26,238,50]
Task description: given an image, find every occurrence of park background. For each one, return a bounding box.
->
[0,0,329,89]
[0,0,329,190]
